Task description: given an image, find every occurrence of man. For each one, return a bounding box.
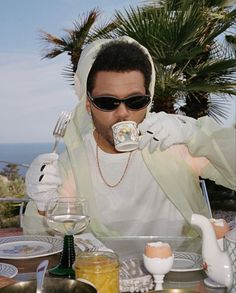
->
[23,36,235,237]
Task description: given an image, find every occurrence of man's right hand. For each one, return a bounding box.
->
[25,153,61,212]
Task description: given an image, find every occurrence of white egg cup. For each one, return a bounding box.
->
[143,254,174,291]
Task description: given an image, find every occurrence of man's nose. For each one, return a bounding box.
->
[114,102,130,119]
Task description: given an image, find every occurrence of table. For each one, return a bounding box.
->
[0,235,228,292]
[100,236,227,293]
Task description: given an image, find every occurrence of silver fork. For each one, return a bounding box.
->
[52,111,71,152]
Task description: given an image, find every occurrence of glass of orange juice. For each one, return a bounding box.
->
[74,251,119,293]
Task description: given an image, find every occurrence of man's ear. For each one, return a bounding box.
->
[86,97,91,114]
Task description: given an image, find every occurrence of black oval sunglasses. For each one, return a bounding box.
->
[87,91,151,111]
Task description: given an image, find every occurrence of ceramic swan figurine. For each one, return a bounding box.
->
[191,214,233,289]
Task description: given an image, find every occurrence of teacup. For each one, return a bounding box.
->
[112,121,139,152]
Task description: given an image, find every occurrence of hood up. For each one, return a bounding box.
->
[64,36,156,148]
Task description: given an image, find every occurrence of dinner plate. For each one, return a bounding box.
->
[0,235,63,259]
[0,263,18,278]
[74,233,113,252]
[171,252,203,272]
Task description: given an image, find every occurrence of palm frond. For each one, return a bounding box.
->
[208,93,232,122]
[61,64,75,84]
[39,30,68,46]
[225,34,236,55]
[184,81,236,94]
[43,49,65,59]
[188,59,236,81]
[86,19,118,42]
[39,0,235,120]
[68,8,101,46]
[39,30,69,59]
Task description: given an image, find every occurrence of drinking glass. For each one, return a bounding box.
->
[46,196,90,278]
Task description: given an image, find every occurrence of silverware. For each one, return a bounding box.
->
[36,260,48,293]
[52,111,71,152]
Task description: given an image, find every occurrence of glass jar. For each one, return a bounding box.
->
[74,251,119,293]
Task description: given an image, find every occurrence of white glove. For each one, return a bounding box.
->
[139,112,197,152]
[25,153,61,211]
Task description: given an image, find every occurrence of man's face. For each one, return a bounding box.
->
[86,70,148,152]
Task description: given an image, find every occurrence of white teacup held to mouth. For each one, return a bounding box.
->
[112,121,139,152]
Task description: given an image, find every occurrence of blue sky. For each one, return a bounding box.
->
[0,0,235,143]
[0,0,141,143]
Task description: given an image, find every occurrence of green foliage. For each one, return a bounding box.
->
[8,178,25,196]
[0,215,19,229]
[39,8,115,83]
[0,177,9,196]
[0,163,21,180]
[39,0,236,122]
[0,171,25,228]
[0,176,25,197]
[205,179,236,211]
[112,0,236,119]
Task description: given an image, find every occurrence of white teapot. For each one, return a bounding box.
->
[225,226,236,292]
[191,214,233,289]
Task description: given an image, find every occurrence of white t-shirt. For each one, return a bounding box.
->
[84,133,186,236]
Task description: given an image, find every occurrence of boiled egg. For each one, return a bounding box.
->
[210,218,230,239]
[143,241,174,278]
[144,241,172,259]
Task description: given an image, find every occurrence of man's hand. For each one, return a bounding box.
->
[139,112,197,152]
[25,153,61,212]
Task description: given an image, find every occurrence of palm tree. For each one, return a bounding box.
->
[112,0,236,121]
[226,34,236,55]
[39,1,236,122]
[39,8,116,83]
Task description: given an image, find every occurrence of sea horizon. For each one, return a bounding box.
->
[0,142,65,176]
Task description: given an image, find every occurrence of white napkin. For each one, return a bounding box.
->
[74,233,113,252]
[119,258,154,292]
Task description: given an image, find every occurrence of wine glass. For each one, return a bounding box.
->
[45,196,90,278]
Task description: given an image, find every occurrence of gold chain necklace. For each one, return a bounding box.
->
[96,134,132,188]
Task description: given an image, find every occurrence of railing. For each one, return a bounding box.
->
[0,197,29,228]
[199,179,212,218]
[0,160,30,168]
[0,160,30,229]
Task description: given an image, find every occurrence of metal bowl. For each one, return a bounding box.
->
[149,289,197,293]
[0,278,97,293]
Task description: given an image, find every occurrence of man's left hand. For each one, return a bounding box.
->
[139,112,197,152]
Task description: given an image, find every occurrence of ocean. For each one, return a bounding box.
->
[0,143,65,177]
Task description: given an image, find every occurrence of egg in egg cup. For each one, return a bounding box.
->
[143,241,174,291]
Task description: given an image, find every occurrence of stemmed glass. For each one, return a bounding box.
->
[45,196,90,278]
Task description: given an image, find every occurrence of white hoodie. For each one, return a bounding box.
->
[23,37,236,236]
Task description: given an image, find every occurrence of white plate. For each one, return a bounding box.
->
[0,262,18,278]
[0,235,63,259]
[204,277,226,288]
[171,252,203,272]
